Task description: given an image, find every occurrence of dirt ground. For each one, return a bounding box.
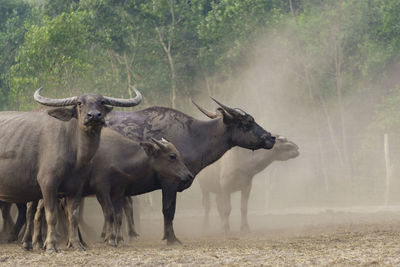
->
[1,205,400,266]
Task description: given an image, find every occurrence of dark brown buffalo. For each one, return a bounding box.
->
[0,87,142,252]
[31,132,193,247]
[198,136,299,231]
[99,99,276,244]
[89,134,192,246]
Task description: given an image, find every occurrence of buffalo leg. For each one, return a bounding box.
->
[10,203,27,242]
[96,191,117,247]
[22,200,38,250]
[215,194,224,229]
[123,197,138,240]
[65,195,85,251]
[78,198,85,225]
[32,199,45,249]
[40,183,59,253]
[100,221,106,240]
[240,184,252,232]
[132,196,142,233]
[161,186,180,245]
[216,192,231,232]
[0,201,14,241]
[114,197,124,245]
[201,188,211,229]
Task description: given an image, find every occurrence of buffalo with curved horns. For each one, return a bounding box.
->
[95,98,276,244]
[0,86,141,252]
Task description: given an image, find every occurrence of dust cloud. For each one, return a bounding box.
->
[2,24,400,265]
[168,28,400,238]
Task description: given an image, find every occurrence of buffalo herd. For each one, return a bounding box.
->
[0,87,298,252]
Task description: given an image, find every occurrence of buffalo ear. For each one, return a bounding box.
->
[104,105,113,114]
[47,107,77,121]
[140,142,160,157]
[218,108,235,124]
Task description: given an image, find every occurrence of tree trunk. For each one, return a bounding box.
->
[156,26,177,109]
[333,26,353,186]
[154,0,177,109]
[384,133,391,206]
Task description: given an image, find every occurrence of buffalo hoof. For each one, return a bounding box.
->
[98,234,106,243]
[128,231,139,240]
[46,247,59,254]
[116,235,124,246]
[22,242,33,251]
[240,224,250,233]
[118,239,128,247]
[223,224,230,234]
[33,240,44,250]
[108,241,117,247]
[44,241,59,253]
[106,238,117,247]
[166,237,182,246]
[66,240,86,251]
[100,232,106,239]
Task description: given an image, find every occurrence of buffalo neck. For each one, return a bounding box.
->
[74,123,102,170]
[99,129,154,184]
[121,151,153,180]
[187,118,233,175]
[245,149,276,177]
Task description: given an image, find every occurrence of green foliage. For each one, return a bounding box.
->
[369,87,400,133]
[0,0,32,109]
[7,11,93,109]
[198,0,287,77]
[0,0,399,114]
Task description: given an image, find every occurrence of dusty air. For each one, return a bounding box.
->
[0,0,399,266]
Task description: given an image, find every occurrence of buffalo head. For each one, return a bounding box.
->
[193,99,275,150]
[34,86,142,132]
[140,138,194,184]
[272,136,299,161]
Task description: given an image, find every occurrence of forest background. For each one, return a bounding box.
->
[1,0,400,208]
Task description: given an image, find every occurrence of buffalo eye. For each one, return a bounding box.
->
[169,153,176,160]
[77,101,82,106]
[246,116,254,124]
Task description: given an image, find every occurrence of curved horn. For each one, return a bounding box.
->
[277,135,288,142]
[103,86,142,107]
[34,87,78,107]
[192,100,218,119]
[151,137,168,150]
[210,97,244,117]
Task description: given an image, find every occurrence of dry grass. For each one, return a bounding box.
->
[1,210,400,266]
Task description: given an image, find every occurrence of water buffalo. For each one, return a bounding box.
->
[31,132,193,247]
[0,87,142,252]
[198,136,299,232]
[99,98,276,244]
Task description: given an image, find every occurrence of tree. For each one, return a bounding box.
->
[7,11,94,109]
[0,0,32,109]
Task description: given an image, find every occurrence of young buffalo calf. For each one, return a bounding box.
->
[32,129,193,248]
